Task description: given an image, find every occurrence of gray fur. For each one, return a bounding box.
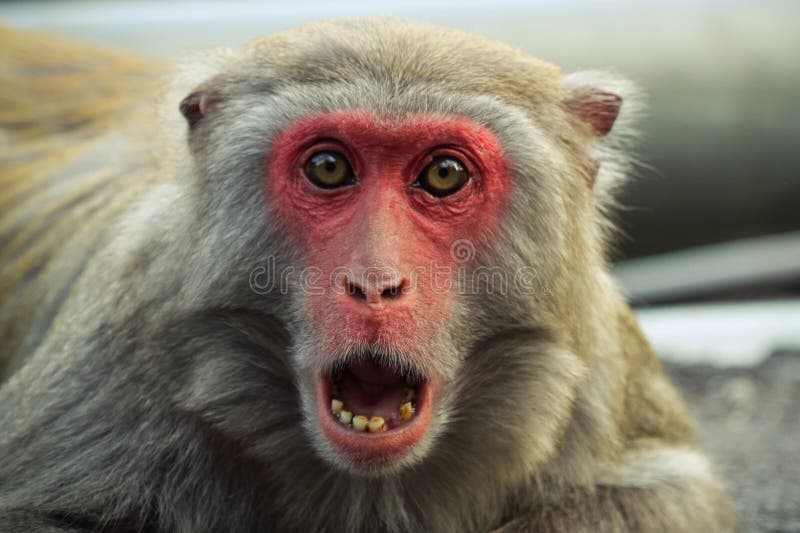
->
[0,18,735,532]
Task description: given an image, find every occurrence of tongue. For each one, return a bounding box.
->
[337,361,408,426]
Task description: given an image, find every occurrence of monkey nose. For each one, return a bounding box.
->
[343,276,408,306]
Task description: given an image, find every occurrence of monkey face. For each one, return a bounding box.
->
[173,19,607,484]
[266,110,511,472]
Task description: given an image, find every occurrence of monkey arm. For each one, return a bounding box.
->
[492,307,737,533]
[0,307,296,532]
[493,471,736,533]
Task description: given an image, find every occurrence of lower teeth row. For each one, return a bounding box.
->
[330,396,416,432]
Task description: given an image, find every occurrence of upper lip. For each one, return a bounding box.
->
[326,348,426,383]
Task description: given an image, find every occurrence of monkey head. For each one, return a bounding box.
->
[176,19,629,478]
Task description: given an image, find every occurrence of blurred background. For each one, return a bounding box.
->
[2,1,798,530]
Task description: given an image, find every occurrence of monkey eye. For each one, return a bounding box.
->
[414,156,470,197]
[303,151,355,189]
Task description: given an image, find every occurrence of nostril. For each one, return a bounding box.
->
[345,278,407,303]
[381,284,404,300]
[346,281,367,301]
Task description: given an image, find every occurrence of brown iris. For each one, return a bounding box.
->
[303,151,354,189]
[416,156,469,197]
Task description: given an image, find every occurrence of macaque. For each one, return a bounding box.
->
[0,19,735,532]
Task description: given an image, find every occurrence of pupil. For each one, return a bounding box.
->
[438,166,449,178]
[325,161,336,173]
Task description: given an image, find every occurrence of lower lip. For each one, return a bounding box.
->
[315,374,435,469]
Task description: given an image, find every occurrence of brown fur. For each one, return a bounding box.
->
[0,27,164,378]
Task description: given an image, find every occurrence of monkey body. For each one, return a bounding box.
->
[0,20,735,532]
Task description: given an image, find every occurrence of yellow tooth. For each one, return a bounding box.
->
[368,416,386,433]
[352,415,369,431]
[399,402,415,422]
[331,399,344,415]
[339,410,352,425]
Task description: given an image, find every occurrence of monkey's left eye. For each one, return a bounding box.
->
[415,156,470,197]
[303,151,355,189]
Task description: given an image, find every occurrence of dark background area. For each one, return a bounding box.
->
[621,56,800,258]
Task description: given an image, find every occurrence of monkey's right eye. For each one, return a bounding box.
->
[303,151,355,189]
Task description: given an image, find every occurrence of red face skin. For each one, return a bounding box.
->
[266,110,510,467]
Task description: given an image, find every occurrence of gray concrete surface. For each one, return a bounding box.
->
[667,350,800,532]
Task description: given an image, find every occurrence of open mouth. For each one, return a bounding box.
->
[315,352,434,468]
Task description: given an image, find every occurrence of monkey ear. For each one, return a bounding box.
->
[179,90,220,129]
[563,70,632,137]
[562,71,641,195]
[564,88,622,137]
